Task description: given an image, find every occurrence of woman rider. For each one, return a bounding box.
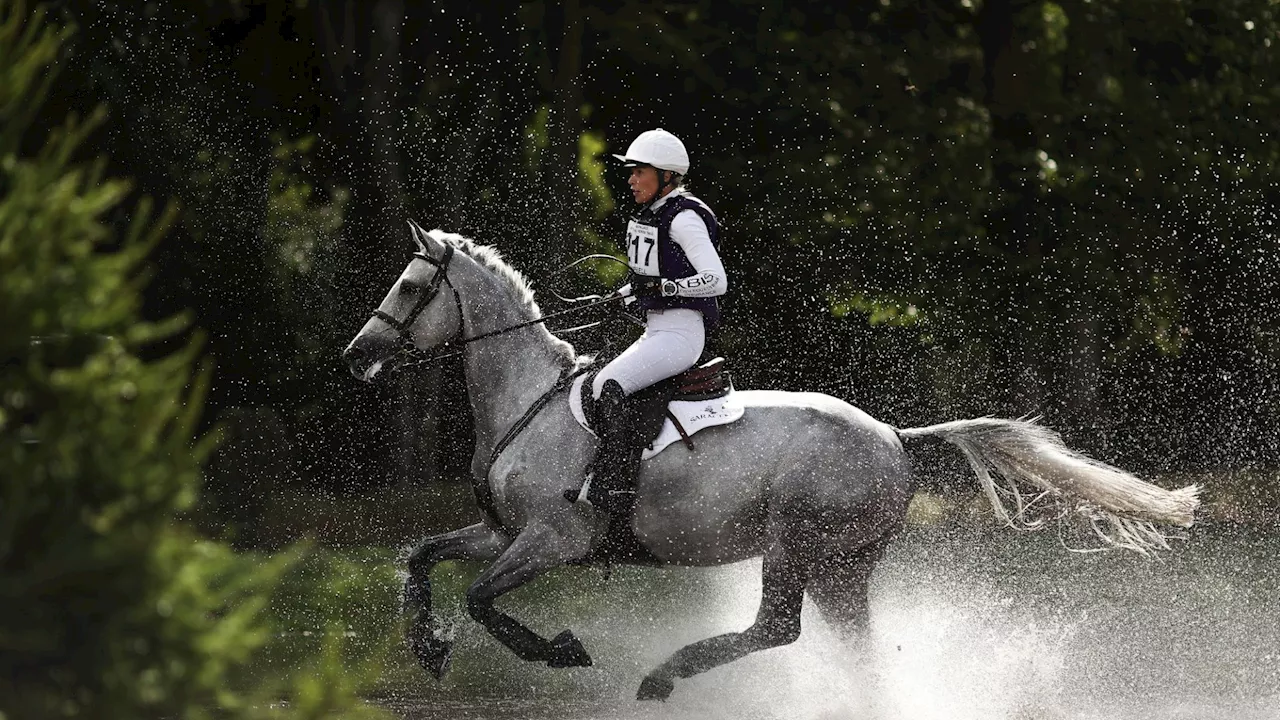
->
[575,128,728,518]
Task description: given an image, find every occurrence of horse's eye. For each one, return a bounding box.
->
[399,280,419,295]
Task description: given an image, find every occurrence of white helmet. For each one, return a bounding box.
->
[612,128,690,175]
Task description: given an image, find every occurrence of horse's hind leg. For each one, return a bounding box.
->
[636,541,810,702]
[404,523,509,678]
[806,531,895,641]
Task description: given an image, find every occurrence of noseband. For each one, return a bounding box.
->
[371,243,463,348]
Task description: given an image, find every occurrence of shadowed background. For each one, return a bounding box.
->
[3,0,1278,717]
[43,0,1280,518]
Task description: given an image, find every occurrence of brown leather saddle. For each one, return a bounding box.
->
[582,357,732,450]
[665,357,732,401]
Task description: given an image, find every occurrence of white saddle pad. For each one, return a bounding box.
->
[569,375,745,460]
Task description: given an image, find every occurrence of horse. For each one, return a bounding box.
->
[341,223,1200,702]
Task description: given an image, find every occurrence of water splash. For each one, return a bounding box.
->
[386,528,1279,720]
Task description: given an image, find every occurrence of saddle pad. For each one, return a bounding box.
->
[569,375,745,460]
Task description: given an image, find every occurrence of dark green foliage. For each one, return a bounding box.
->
[0,4,388,716]
[27,0,1280,515]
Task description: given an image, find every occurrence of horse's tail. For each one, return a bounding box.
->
[897,417,1200,554]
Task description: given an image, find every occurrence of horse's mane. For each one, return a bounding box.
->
[425,228,543,317]
[424,228,576,363]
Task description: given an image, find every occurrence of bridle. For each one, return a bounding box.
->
[365,239,627,368]
[370,243,462,350]
[358,235,630,533]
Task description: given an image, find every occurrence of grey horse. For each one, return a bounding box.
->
[342,224,1200,701]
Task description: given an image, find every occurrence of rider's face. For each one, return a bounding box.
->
[628,166,661,204]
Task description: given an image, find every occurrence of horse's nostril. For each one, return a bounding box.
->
[343,344,365,367]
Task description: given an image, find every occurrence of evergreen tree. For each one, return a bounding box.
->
[0,3,388,717]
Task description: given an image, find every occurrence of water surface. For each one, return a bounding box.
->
[370,526,1280,720]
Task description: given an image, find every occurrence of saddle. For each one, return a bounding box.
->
[582,357,733,448]
[570,358,738,566]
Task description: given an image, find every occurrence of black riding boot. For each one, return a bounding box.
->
[579,380,643,517]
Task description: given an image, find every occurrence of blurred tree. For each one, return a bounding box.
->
[0,3,387,716]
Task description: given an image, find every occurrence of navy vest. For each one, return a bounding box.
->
[625,194,721,330]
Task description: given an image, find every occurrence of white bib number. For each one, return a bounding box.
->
[625,221,660,275]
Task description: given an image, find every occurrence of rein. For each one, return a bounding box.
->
[363,233,628,533]
[369,242,627,369]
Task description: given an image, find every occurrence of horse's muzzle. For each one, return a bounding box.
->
[342,343,377,381]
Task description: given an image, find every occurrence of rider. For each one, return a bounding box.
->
[575,128,728,518]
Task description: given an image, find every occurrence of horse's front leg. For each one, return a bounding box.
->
[465,517,595,668]
[404,523,510,678]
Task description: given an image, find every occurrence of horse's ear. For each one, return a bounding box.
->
[407,219,436,254]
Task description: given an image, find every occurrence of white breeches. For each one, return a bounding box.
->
[592,308,705,398]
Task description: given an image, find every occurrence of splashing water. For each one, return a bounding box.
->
[381,527,1279,720]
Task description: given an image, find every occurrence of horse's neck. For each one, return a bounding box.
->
[459,272,574,454]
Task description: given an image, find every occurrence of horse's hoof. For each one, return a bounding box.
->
[409,626,454,679]
[636,673,674,702]
[546,629,593,668]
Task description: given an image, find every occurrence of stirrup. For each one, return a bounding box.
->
[564,475,633,516]
[563,465,596,506]
[569,476,593,506]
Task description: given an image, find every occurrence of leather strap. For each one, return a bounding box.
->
[476,364,594,535]
[666,409,696,451]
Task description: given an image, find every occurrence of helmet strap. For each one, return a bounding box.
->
[640,167,681,211]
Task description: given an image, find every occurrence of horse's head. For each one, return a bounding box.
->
[342,222,463,381]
